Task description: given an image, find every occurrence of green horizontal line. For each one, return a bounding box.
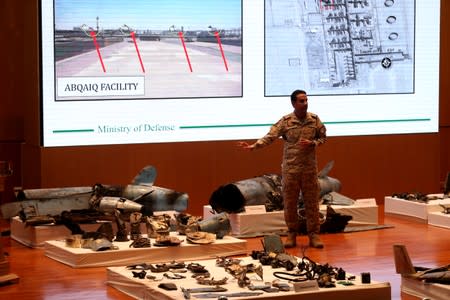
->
[325,118,430,125]
[180,124,272,129]
[53,129,95,133]
[180,118,430,129]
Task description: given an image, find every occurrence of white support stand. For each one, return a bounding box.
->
[204,198,378,237]
[107,256,391,300]
[384,195,450,221]
[44,233,247,268]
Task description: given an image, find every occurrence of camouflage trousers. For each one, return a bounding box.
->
[282,171,320,235]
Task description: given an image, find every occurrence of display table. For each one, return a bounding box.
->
[401,276,449,300]
[10,216,105,248]
[107,256,391,300]
[427,211,450,229]
[44,233,247,268]
[384,195,450,221]
[204,198,378,237]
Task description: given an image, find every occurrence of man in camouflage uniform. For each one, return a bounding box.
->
[238,90,326,248]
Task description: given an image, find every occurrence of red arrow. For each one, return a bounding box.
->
[131,32,145,73]
[90,31,106,73]
[178,31,193,72]
[214,31,229,71]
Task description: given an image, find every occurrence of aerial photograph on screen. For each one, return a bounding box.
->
[54,0,242,101]
[265,0,415,96]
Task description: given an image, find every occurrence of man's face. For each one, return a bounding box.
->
[293,93,308,115]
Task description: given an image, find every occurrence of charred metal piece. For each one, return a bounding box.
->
[271,258,295,271]
[197,212,231,239]
[181,286,228,300]
[158,282,177,291]
[318,273,336,288]
[65,221,116,251]
[147,261,187,273]
[148,264,170,273]
[170,268,187,274]
[260,287,280,293]
[114,209,129,242]
[187,262,209,274]
[336,268,346,280]
[129,212,143,240]
[196,276,228,286]
[95,196,143,214]
[132,270,147,279]
[193,291,264,298]
[153,235,183,246]
[225,263,263,287]
[321,191,355,206]
[163,272,186,280]
[65,234,82,248]
[248,283,272,291]
[192,272,211,278]
[167,261,186,269]
[175,213,203,235]
[129,237,151,248]
[273,253,343,284]
[19,205,49,225]
[337,280,354,286]
[96,222,115,242]
[216,257,242,268]
[298,205,352,234]
[127,263,151,270]
[251,249,297,271]
[186,232,216,244]
[81,237,116,251]
[146,214,171,238]
[24,215,56,226]
[361,272,371,284]
[391,192,430,203]
[271,280,291,291]
[145,274,163,281]
[262,234,284,254]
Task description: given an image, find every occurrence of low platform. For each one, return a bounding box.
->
[384,195,450,221]
[44,233,247,268]
[204,198,378,237]
[427,211,450,229]
[401,276,449,300]
[10,216,105,248]
[107,256,391,300]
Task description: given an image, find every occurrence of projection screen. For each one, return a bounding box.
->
[40,0,440,147]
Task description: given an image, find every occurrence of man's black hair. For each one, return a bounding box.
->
[290,89,307,104]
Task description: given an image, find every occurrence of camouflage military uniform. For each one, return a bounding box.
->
[253,112,326,234]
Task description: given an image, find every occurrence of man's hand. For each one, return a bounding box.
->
[298,138,314,149]
[237,141,255,151]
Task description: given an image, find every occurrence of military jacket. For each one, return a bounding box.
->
[254,112,326,173]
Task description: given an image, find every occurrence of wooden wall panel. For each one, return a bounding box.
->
[0,1,24,141]
[36,133,440,216]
